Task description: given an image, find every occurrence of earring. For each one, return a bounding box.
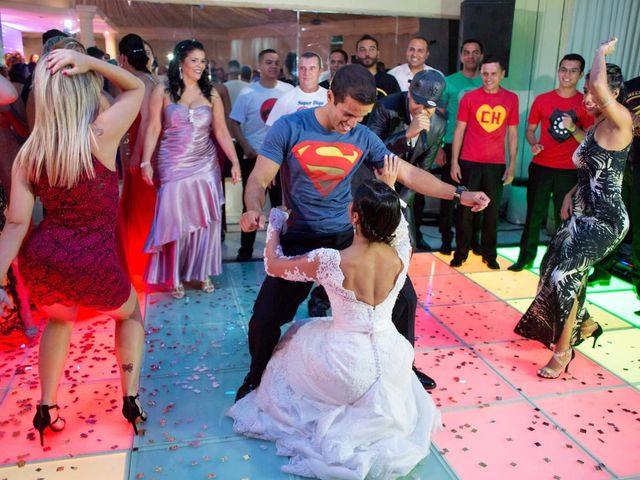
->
[179,66,183,80]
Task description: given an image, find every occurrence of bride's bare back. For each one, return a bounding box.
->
[339,242,403,307]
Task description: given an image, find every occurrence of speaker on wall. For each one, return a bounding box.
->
[459,0,516,75]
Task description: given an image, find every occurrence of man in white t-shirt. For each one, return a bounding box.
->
[230,49,294,261]
[224,59,249,106]
[266,52,327,126]
[388,36,444,92]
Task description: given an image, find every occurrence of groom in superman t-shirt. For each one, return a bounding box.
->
[235,64,490,401]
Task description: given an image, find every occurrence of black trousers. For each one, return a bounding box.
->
[455,160,505,260]
[516,163,577,264]
[439,144,482,247]
[246,229,418,386]
[238,155,282,258]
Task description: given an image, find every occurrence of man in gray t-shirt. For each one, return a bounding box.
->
[230,49,293,261]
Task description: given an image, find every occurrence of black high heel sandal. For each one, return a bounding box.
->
[574,322,604,348]
[122,394,147,435]
[32,404,66,446]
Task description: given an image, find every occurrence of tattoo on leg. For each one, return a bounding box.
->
[122,362,134,373]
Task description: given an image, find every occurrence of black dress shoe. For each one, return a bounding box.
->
[235,252,253,262]
[450,256,465,267]
[439,243,452,255]
[416,237,432,252]
[482,258,500,269]
[507,261,532,272]
[235,374,257,402]
[412,366,436,390]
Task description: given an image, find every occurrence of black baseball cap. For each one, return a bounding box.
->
[409,70,445,107]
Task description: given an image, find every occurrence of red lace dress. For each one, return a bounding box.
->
[19,159,131,310]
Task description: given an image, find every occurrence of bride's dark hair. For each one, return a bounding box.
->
[352,180,401,244]
[585,63,626,103]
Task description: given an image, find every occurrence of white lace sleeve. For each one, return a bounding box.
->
[263,208,322,282]
[390,215,411,267]
[309,248,342,287]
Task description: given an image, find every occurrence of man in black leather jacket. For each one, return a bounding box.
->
[367,70,447,249]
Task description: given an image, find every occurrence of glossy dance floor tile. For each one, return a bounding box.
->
[413,274,496,306]
[534,387,640,478]
[0,253,638,480]
[0,452,129,479]
[434,401,611,480]
[414,309,462,349]
[466,270,539,299]
[428,301,523,344]
[414,347,521,409]
[586,290,640,327]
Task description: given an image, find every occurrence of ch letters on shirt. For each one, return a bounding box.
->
[476,104,507,132]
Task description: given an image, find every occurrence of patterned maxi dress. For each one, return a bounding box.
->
[515,126,630,347]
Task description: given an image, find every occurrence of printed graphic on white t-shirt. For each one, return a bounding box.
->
[266,86,328,126]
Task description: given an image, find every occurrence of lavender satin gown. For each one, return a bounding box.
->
[144,104,223,287]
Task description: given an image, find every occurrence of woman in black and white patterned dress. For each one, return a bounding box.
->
[515,38,633,378]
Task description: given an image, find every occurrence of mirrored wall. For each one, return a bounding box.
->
[14,1,461,81]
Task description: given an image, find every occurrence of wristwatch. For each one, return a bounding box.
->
[453,185,468,205]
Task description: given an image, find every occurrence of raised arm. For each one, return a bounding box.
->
[47,50,144,148]
[590,38,633,145]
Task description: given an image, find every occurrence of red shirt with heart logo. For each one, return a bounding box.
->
[457,86,519,164]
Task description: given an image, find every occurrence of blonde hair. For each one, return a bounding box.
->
[15,50,102,188]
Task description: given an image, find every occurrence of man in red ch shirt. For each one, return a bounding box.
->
[509,53,593,271]
[450,55,519,269]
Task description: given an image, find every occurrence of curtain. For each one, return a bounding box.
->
[566,0,640,78]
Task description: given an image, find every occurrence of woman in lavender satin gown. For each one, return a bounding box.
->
[141,40,240,298]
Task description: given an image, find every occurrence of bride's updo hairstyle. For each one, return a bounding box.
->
[352,179,401,245]
[586,63,626,104]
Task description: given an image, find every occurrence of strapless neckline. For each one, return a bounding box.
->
[168,103,210,112]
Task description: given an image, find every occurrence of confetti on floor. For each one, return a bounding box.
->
[0,249,638,479]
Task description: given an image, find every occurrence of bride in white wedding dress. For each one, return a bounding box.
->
[227,161,441,479]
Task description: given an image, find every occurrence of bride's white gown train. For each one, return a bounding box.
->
[227,213,442,479]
